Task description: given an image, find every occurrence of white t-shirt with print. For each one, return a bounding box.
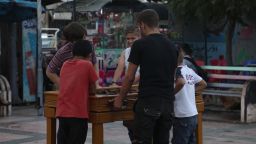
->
[174,65,202,118]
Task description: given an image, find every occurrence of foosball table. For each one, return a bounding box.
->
[44,86,204,144]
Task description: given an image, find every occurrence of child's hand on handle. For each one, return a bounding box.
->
[114,95,123,110]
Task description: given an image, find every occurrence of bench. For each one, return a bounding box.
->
[0,75,12,116]
[201,66,256,123]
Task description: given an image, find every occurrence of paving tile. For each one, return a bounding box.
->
[20,139,46,144]
[0,106,256,144]
[0,132,31,142]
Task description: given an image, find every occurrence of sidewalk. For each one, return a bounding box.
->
[0,106,256,144]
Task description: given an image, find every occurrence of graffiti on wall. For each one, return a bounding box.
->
[202,26,256,66]
[234,25,256,65]
[189,42,226,64]
[95,48,123,86]
[235,46,251,65]
[22,19,37,102]
[96,48,123,70]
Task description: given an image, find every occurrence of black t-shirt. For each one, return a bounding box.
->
[128,33,178,101]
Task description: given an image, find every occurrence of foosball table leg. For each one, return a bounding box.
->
[197,113,203,144]
[47,117,56,144]
[92,123,104,144]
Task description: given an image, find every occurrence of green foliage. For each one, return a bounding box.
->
[168,0,256,28]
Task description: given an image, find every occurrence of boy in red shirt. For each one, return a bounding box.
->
[56,40,98,144]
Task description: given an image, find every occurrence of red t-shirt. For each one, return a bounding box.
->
[56,59,98,118]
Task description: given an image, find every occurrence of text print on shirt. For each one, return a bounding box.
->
[185,74,195,85]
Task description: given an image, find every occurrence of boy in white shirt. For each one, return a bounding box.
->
[111,26,140,144]
[172,48,207,144]
[112,26,140,85]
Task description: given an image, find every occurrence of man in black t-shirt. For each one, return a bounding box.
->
[114,9,178,144]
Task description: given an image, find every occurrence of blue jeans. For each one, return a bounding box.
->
[172,115,198,144]
[123,120,136,143]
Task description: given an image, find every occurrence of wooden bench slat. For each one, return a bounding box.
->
[202,66,256,72]
[202,92,241,97]
[208,74,256,80]
[202,89,241,97]
[199,66,256,123]
[207,83,244,88]
[203,89,242,94]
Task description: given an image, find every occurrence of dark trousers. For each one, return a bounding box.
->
[172,115,198,144]
[57,117,88,144]
[123,120,136,143]
[133,98,173,144]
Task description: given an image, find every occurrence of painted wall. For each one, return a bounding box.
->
[234,24,256,65]
[181,21,227,64]
[96,48,123,69]
[172,20,256,66]
[96,48,123,86]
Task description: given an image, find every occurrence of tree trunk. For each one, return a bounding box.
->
[226,18,236,66]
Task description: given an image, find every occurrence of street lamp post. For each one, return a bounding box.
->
[37,0,43,116]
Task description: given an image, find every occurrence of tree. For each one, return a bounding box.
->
[169,0,256,65]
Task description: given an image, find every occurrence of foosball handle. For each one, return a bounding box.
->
[108,99,127,110]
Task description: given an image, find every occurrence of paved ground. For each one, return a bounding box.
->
[0,106,256,144]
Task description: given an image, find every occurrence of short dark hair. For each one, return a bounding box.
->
[73,40,92,58]
[63,22,86,42]
[137,9,159,28]
[181,43,193,56]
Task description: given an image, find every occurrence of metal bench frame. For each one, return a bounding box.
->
[202,66,256,123]
[0,75,12,116]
